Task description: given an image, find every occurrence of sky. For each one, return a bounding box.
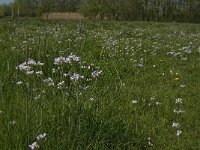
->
[0,0,14,4]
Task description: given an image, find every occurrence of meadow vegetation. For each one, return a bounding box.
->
[0,19,200,149]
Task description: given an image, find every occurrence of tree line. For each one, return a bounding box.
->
[80,0,200,23]
[0,0,200,23]
[0,0,81,17]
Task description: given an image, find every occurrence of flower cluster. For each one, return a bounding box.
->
[70,73,84,81]
[175,98,183,104]
[43,78,54,86]
[16,58,44,75]
[172,97,185,138]
[16,53,103,98]
[148,96,162,106]
[91,70,103,78]
[147,137,154,147]
[29,133,47,150]
[54,53,80,65]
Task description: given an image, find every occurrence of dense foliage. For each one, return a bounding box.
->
[0,3,12,17]
[0,0,200,22]
[80,0,200,22]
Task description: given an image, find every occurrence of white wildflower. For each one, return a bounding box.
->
[182,57,187,60]
[148,137,154,147]
[155,102,162,105]
[17,63,31,71]
[37,62,44,66]
[54,53,80,65]
[16,59,44,73]
[27,58,37,65]
[52,68,56,73]
[26,70,34,75]
[91,70,102,77]
[36,133,47,141]
[86,78,92,81]
[29,133,47,150]
[81,66,87,69]
[137,64,143,67]
[43,78,54,86]
[197,47,200,53]
[9,120,16,125]
[29,142,39,150]
[42,90,46,93]
[90,97,94,101]
[68,53,80,62]
[174,109,185,114]
[176,130,182,136]
[132,100,138,104]
[57,81,65,86]
[150,97,156,101]
[63,73,69,77]
[54,56,66,65]
[34,95,41,100]
[180,85,186,88]
[35,71,43,75]
[17,81,23,85]
[70,73,84,81]
[176,98,183,104]
[57,81,65,89]
[172,122,180,128]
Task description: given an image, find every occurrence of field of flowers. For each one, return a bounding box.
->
[0,19,200,149]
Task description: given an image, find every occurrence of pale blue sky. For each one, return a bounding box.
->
[0,0,14,4]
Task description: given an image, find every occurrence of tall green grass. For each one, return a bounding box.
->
[0,19,200,149]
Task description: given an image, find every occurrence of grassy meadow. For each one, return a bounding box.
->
[0,19,200,149]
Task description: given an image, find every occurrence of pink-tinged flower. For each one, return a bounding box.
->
[29,142,39,150]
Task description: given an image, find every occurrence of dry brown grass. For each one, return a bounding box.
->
[42,12,84,20]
